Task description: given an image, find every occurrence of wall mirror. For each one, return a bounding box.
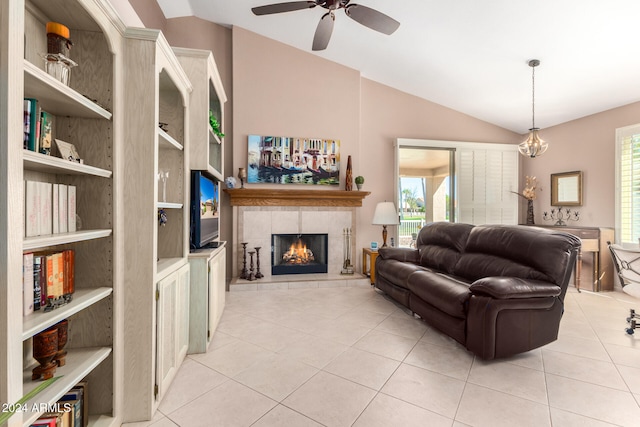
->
[551,171,583,206]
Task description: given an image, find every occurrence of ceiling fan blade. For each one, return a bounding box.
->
[312,12,335,51]
[252,1,317,16]
[345,4,400,35]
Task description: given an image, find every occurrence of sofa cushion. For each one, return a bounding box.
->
[454,225,581,286]
[376,259,429,290]
[416,222,474,274]
[407,271,471,319]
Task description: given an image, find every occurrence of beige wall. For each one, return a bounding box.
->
[522,101,640,229]
[126,0,640,262]
[358,78,520,245]
[231,27,521,255]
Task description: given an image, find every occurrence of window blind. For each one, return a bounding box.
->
[617,125,640,244]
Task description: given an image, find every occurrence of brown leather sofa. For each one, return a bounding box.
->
[375,222,581,359]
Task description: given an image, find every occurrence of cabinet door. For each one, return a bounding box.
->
[176,264,190,361]
[156,270,179,403]
[156,263,190,403]
[208,250,226,344]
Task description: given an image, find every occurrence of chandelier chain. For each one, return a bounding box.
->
[531,64,535,129]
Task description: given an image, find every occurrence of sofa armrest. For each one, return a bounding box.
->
[377,247,420,264]
[469,277,561,299]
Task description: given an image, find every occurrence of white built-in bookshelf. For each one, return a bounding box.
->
[121,28,192,420]
[1,1,206,425]
[173,47,227,181]
[0,0,125,426]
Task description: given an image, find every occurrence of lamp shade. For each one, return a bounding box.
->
[372,202,399,225]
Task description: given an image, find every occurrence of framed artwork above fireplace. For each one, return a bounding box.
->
[247,135,340,185]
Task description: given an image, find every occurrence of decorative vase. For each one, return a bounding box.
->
[356,183,362,191]
[345,155,353,191]
[55,319,69,367]
[526,199,535,225]
[32,326,58,380]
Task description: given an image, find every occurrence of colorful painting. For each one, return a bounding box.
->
[247,135,340,185]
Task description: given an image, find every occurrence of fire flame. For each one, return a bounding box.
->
[283,239,314,264]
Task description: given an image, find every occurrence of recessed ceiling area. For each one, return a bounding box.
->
[156,0,640,133]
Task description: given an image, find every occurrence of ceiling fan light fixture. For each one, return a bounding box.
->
[519,59,548,159]
[252,0,400,50]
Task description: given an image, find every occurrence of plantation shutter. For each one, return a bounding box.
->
[616,124,640,244]
[456,148,518,225]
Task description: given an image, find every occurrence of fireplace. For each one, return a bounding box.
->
[272,233,328,275]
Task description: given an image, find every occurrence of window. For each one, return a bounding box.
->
[615,124,640,244]
[395,139,519,243]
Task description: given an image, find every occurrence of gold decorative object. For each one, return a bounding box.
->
[238,167,247,189]
[518,60,548,158]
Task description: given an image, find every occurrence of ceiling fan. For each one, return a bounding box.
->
[251,0,400,51]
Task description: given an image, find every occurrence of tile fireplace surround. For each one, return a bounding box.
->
[226,189,371,290]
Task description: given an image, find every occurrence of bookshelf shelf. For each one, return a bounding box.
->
[158,128,184,151]
[23,230,112,251]
[22,287,113,340]
[209,126,222,145]
[22,347,112,426]
[23,150,112,178]
[23,60,112,120]
[157,202,183,209]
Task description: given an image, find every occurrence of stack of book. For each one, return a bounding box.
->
[25,181,76,237]
[23,249,74,316]
[30,381,87,427]
[24,98,53,155]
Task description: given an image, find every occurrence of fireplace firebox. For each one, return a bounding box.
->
[271,233,328,275]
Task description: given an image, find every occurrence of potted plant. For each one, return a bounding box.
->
[355,176,364,190]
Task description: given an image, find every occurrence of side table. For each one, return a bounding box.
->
[362,248,379,285]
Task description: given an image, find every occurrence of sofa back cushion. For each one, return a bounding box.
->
[454,225,581,287]
[416,222,474,274]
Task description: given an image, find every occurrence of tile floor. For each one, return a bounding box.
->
[126,283,640,427]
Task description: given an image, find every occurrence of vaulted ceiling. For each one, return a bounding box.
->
[156,0,640,133]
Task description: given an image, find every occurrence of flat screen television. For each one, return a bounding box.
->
[190,170,219,249]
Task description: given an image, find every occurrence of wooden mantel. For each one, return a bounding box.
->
[223,188,371,207]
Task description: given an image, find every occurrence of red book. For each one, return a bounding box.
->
[30,416,57,426]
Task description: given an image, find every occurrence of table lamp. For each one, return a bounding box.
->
[372,201,399,247]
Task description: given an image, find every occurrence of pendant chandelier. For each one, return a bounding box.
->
[518,59,548,158]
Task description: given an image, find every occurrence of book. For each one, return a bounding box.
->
[40,410,68,427]
[63,249,75,296]
[23,253,34,316]
[59,184,68,233]
[33,253,43,310]
[59,392,82,427]
[52,184,59,234]
[72,381,88,427]
[46,252,64,299]
[35,253,48,308]
[25,98,39,152]
[30,416,57,427]
[24,99,31,149]
[40,182,53,235]
[39,110,53,155]
[25,180,40,237]
[67,186,76,233]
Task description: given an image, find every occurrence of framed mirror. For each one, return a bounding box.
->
[551,171,583,206]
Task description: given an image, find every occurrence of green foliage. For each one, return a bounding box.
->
[209,110,225,138]
[355,176,364,184]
